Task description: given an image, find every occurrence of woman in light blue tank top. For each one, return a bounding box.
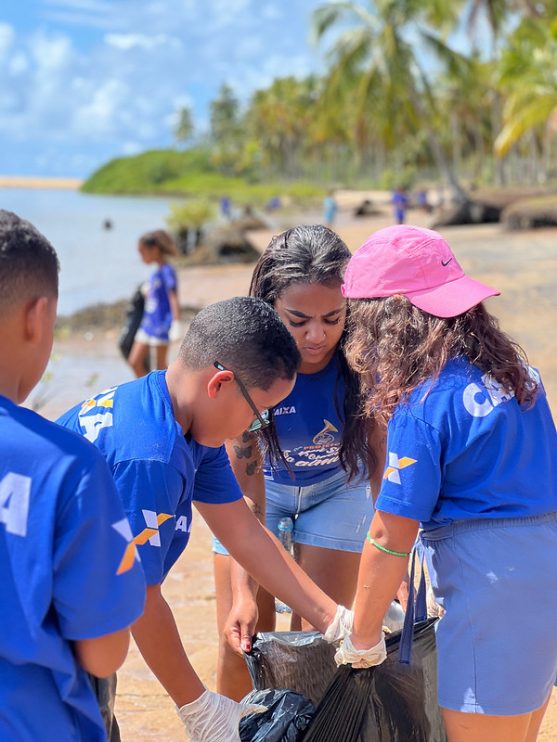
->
[213,225,390,700]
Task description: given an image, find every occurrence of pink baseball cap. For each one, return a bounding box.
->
[342,225,500,318]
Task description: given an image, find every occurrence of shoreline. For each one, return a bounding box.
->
[0,175,83,190]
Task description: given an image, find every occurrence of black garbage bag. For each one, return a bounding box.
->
[118,286,150,372]
[244,631,336,706]
[239,689,315,742]
[302,618,446,742]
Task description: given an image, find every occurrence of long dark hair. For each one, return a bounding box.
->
[250,224,373,481]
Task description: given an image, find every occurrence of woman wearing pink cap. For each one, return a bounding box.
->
[336,225,557,742]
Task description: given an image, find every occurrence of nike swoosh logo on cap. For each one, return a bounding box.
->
[441,258,453,267]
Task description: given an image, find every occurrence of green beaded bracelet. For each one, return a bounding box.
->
[366,534,410,558]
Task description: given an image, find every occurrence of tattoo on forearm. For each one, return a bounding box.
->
[246,461,258,476]
[234,444,253,459]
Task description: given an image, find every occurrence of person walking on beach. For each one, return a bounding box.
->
[335,225,557,742]
[391,187,409,224]
[0,210,145,741]
[322,191,338,226]
[214,225,397,701]
[128,229,180,377]
[57,297,354,742]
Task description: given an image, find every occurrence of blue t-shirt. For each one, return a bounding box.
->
[0,395,145,742]
[57,371,243,584]
[140,263,177,340]
[375,358,557,530]
[264,356,346,485]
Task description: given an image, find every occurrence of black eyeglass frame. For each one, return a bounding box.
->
[213,361,270,432]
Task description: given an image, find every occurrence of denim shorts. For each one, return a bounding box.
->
[421,511,557,715]
[213,467,373,555]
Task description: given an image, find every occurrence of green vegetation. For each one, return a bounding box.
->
[83,1,557,201]
[82,148,325,205]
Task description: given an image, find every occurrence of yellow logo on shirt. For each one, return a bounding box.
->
[312,419,339,445]
[113,510,172,575]
[384,452,417,485]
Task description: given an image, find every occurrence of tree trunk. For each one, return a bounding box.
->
[410,74,468,203]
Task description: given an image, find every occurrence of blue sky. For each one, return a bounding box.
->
[0,0,330,177]
[0,1,488,178]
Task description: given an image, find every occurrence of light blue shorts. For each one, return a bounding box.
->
[213,467,373,556]
[421,511,557,715]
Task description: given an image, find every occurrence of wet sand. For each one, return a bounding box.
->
[39,213,557,740]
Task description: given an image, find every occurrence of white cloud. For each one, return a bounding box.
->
[0,22,15,57]
[105,33,171,51]
[9,53,29,75]
[121,141,143,155]
[41,0,118,30]
[2,1,325,175]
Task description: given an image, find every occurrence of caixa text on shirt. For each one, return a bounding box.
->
[274,405,297,416]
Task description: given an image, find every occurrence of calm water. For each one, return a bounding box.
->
[0,188,180,315]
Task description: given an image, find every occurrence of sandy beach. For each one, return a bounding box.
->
[39,209,557,740]
[0,175,83,189]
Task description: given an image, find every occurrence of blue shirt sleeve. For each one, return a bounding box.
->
[193,445,243,504]
[375,410,442,523]
[112,459,185,584]
[162,264,177,293]
[53,453,146,640]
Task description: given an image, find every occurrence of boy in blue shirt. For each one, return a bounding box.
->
[58,296,353,742]
[0,210,146,741]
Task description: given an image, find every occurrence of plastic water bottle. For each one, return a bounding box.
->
[275,518,293,614]
[277,517,293,553]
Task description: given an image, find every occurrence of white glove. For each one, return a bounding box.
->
[323,604,354,644]
[169,319,183,342]
[177,689,266,742]
[334,633,387,669]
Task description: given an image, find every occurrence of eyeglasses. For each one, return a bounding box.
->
[214,361,270,433]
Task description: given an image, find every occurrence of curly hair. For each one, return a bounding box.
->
[250,224,374,481]
[345,296,538,426]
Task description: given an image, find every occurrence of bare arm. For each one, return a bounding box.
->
[351,510,419,648]
[131,583,205,707]
[367,420,386,501]
[366,422,409,609]
[169,289,180,322]
[225,432,265,601]
[74,628,130,678]
[197,498,336,632]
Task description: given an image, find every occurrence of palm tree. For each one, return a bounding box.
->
[312,0,469,200]
[495,17,557,158]
[245,76,319,177]
[174,106,194,148]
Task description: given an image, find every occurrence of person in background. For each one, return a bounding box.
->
[391,187,409,224]
[220,196,232,220]
[322,191,338,227]
[57,297,354,742]
[128,229,180,377]
[0,209,145,741]
[336,225,557,742]
[214,226,396,701]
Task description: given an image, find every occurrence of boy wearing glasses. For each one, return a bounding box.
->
[57,297,351,741]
